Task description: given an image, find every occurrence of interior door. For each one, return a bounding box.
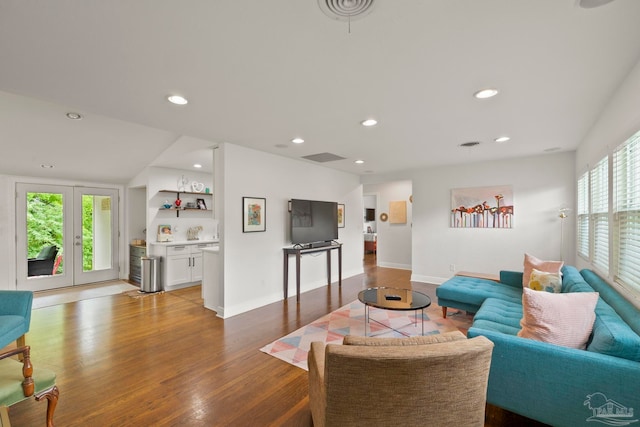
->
[16,183,119,291]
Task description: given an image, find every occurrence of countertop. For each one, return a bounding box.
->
[150,239,219,246]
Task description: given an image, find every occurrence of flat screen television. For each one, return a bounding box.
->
[290,199,338,246]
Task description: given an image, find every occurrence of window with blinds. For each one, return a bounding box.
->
[590,157,609,275]
[614,130,640,293]
[577,172,589,259]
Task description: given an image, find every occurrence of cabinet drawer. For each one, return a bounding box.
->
[190,243,214,254]
[130,245,147,257]
[167,245,190,256]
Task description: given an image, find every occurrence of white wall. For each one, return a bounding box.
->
[218,143,363,317]
[363,181,412,270]
[409,152,575,283]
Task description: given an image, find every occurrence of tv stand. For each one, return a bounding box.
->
[283,242,342,302]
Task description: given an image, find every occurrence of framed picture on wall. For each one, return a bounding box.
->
[337,204,345,228]
[243,197,266,232]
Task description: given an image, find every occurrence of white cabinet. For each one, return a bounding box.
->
[150,241,217,290]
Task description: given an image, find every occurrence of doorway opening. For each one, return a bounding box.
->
[16,183,120,291]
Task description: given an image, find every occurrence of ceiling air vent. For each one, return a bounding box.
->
[302,152,347,163]
[318,0,375,21]
[576,0,616,8]
[459,141,481,148]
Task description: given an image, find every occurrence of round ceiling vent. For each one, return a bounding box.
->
[318,0,376,22]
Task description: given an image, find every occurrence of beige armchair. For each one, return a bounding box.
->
[308,331,493,427]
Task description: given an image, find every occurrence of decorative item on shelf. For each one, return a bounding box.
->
[185,202,196,208]
[178,175,189,192]
[157,224,173,242]
[187,226,203,241]
[191,181,205,193]
[197,198,207,210]
[175,198,182,208]
[163,200,172,209]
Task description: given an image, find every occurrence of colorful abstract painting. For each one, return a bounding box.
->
[451,185,514,228]
[243,197,266,232]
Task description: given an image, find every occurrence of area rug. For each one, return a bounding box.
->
[33,281,139,309]
[260,300,473,370]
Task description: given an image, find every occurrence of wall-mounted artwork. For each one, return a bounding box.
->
[389,201,407,224]
[337,204,345,228]
[243,197,266,232]
[451,185,514,228]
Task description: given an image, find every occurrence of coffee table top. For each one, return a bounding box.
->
[357,287,431,311]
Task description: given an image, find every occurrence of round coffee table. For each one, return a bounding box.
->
[357,287,432,336]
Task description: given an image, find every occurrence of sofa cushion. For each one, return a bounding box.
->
[528,269,561,293]
[518,287,598,349]
[523,253,563,287]
[581,269,640,336]
[587,298,640,362]
[472,298,522,336]
[561,265,593,293]
[436,276,522,309]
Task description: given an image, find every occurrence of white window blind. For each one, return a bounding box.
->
[590,157,609,274]
[577,172,589,259]
[614,131,640,292]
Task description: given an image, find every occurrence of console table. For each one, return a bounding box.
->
[283,243,342,302]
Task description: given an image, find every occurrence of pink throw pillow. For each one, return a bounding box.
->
[517,287,599,349]
[522,253,564,287]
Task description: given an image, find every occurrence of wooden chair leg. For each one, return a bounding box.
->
[16,335,26,362]
[442,306,447,318]
[35,385,59,427]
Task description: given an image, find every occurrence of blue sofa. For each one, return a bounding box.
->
[436,266,640,427]
[0,291,33,350]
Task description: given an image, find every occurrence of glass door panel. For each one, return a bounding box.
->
[17,183,73,291]
[74,188,119,285]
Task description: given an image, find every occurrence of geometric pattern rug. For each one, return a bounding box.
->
[259,299,473,371]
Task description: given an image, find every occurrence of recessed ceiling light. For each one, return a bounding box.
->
[40,164,54,169]
[494,136,511,143]
[193,164,202,168]
[354,159,364,164]
[361,119,378,127]
[167,95,188,105]
[473,88,499,99]
[66,112,82,120]
[291,138,304,144]
[460,141,481,148]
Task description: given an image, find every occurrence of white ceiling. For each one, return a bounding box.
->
[1,0,640,184]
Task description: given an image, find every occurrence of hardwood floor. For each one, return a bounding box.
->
[8,254,545,426]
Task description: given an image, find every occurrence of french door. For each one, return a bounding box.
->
[16,183,119,291]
